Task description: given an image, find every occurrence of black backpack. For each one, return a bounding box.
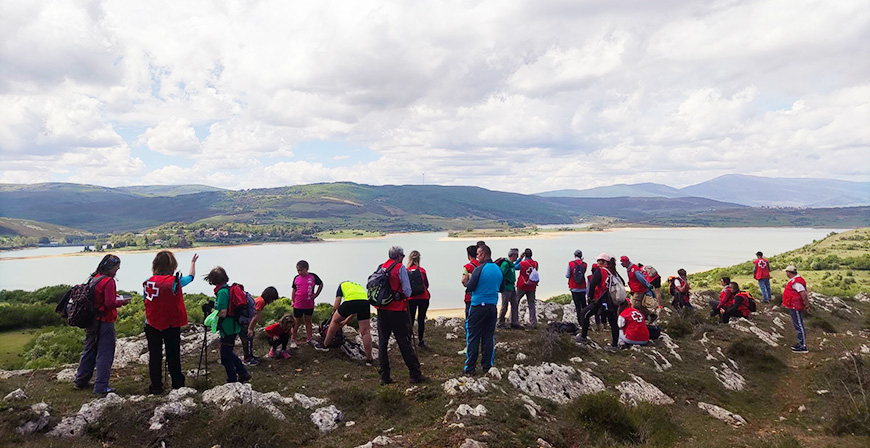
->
[319,317,345,348]
[647,324,662,340]
[408,268,425,297]
[55,275,106,328]
[572,261,587,284]
[546,321,579,335]
[367,261,400,307]
[667,276,678,296]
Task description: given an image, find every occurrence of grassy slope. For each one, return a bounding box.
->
[0,331,36,369]
[1,235,869,448]
[0,218,92,239]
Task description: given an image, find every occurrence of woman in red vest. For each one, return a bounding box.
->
[143,251,198,394]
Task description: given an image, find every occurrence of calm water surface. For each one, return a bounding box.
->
[0,228,842,309]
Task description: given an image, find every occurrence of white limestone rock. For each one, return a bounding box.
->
[508,363,605,404]
[454,404,488,419]
[294,392,328,409]
[519,394,542,419]
[443,376,490,395]
[562,303,578,325]
[201,382,286,420]
[354,435,397,448]
[569,357,583,364]
[615,375,674,406]
[56,367,77,383]
[459,439,488,448]
[698,402,747,427]
[149,398,196,431]
[49,393,126,437]
[4,388,27,401]
[731,319,781,347]
[537,438,555,448]
[168,387,198,401]
[486,367,502,380]
[16,402,51,435]
[446,333,458,340]
[516,352,528,362]
[711,364,746,391]
[310,405,344,432]
[0,369,34,380]
[644,349,673,372]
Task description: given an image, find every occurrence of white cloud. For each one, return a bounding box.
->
[0,0,867,192]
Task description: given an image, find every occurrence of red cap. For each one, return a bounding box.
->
[619,255,629,262]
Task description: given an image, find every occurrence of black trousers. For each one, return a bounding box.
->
[571,291,587,324]
[377,309,422,381]
[269,333,289,350]
[580,299,619,346]
[408,299,430,343]
[145,324,184,391]
[708,300,744,324]
[238,329,255,360]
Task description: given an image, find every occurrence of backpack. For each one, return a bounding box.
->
[644,265,659,279]
[225,283,253,321]
[605,269,627,306]
[55,275,106,328]
[546,321,579,335]
[528,267,540,283]
[572,261,586,284]
[408,268,425,297]
[319,317,345,348]
[667,276,679,296]
[736,291,757,313]
[647,324,662,340]
[495,258,513,289]
[367,261,400,307]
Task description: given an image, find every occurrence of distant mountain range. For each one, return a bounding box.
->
[0,181,867,235]
[537,174,870,208]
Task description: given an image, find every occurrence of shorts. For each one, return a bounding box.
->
[293,308,314,318]
[337,300,371,321]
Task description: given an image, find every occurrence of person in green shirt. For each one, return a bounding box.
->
[497,248,521,329]
[205,266,251,384]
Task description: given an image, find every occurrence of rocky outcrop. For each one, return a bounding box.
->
[615,375,674,406]
[4,388,27,401]
[16,402,51,435]
[459,439,488,448]
[201,382,287,420]
[731,319,782,347]
[0,369,33,380]
[453,404,487,419]
[508,363,605,404]
[56,367,76,383]
[149,398,196,431]
[698,402,747,426]
[294,392,328,409]
[711,364,746,391]
[48,393,126,437]
[355,436,398,448]
[519,394,542,419]
[310,405,344,432]
[443,376,491,395]
[114,325,220,368]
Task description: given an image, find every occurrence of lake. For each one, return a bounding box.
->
[0,227,841,310]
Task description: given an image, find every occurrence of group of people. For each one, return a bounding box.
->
[71,245,811,395]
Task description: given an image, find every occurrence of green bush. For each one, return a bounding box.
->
[21,326,85,368]
[548,294,572,305]
[726,337,786,373]
[0,285,70,304]
[570,392,640,444]
[808,316,837,334]
[0,303,64,331]
[816,353,870,436]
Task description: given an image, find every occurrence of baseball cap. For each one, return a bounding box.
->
[574,250,583,258]
[619,255,629,262]
[596,252,612,261]
[784,265,798,273]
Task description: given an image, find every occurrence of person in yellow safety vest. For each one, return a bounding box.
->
[323,281,374,366]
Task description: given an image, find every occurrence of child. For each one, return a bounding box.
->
[242,286,280,365]
[205,266,251,384]
[265,314,294,359]
[291,260,323,347]
[617,302,649,348]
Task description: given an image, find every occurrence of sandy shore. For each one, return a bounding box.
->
[425,307,467,318]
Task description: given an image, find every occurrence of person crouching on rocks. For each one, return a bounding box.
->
[205,266,251,383]
[265,314,294,359]
[464,244,503,375]
[74,254,132,395]
[617,301,649,348]
[144,251,198,395]
[324,281,375,366]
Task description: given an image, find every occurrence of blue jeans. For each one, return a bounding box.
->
[220,334,248,382]
[757,278,772,303]
[465,304,497,373]
[788,309,806,349]
[75,320,116,393]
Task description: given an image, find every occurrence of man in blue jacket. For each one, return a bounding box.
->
[464,244,504,375]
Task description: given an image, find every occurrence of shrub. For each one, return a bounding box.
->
[21,326,85,368]
[548,294,572,305]
[726,337,786,373]
[808,316,837,334]
[662,310,707,339]
[375,385,407,415]
[0,303,64,331]
[817,353,870,436]
[570,392,639,444]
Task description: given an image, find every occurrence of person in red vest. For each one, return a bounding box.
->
[460,245,481,318]
[619,255,656,322]
[406,250,431,348]
[709,279,751,324]
[754,251,772,303]
[617,302,649,347]
[143,251,198,395]
[565,250,587,324]
[74,254,132,394]
[376,246,425,385]
[515,248,540,328]
[783,265,810,353]
[575,253,620,350]
[264,314,294,359]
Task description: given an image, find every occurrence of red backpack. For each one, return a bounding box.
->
[223,283,252,319]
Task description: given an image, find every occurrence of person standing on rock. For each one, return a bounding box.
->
[143,251,198,395]
[515,248,540,328]
[576,253,620,350]
[206,266,251,383]
[754,251,772,303]
[496,248,520,329]
[74,254,132,394]
[461,245,481,318]
[375,246,425,385]
[566,250,588,325]
[670,269,692,310]
[324,281,374,366]
[464,244,503,375]
[782,265,810,353]
[406,250,431,348]
[642,264,662,310]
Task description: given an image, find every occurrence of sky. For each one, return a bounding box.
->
[1,0,869,194]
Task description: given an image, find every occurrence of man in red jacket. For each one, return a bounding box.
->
[754,251,772,303]
[782,265,810,353]
[375,246,425,385]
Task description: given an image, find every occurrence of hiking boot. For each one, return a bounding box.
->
[496,322,506,329]
[313,345,329,353]
[380,377,394,385]
[409,375,428,384]
[418,340,427,348]
[604,345,619,353]
[791,346,809,353]
[148,385,164,395]
[95,387,116,395]
[238,372,252,383]
[574,335,590,344]
[73,382,92,391]
[464,369,476,377]
[280,350,291,359]
[244,357,259,366]
[365,359,375,367]
[268,348,277,359]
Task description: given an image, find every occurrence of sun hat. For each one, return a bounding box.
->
[596,252,612,261]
